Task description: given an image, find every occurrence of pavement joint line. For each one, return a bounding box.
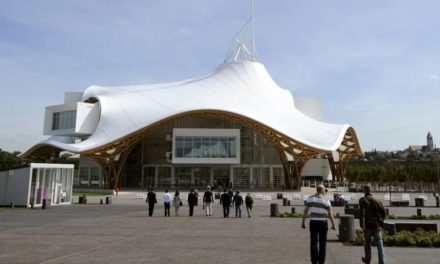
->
[38,234,142,264]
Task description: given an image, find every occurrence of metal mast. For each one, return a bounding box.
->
[251,0,256,61]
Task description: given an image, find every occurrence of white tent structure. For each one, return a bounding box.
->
[22,19,361,189]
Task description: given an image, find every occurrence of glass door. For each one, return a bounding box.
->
[35,168,45,207]
[30,169,38,207]
[143,166,156,188]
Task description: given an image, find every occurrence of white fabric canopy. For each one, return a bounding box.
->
[29,60,353,154]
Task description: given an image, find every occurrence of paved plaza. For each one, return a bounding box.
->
[0,190,439,264]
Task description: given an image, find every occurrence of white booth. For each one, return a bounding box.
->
[0,163,74,207]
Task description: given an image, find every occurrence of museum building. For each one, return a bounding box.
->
[22,21,362,190]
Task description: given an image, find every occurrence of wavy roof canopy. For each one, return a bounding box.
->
[23,60,361,159]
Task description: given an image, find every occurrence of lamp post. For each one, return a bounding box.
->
[435,161,440,207]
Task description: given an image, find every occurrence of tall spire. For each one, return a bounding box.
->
[224,0,258,63]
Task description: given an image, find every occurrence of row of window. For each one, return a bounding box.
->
[174,136,237,158]
[52,110,76,130]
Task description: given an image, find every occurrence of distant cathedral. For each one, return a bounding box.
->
[408,132,436,152]
[427,132,434,151]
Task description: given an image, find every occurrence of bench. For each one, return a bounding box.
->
[390,201,409,207]
[331,200,347,207]
[291,194,302,200]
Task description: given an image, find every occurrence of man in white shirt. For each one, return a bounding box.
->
[302,185,336,264]
[163,189,172,217]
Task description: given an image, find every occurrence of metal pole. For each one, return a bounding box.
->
[437,162,439,192]
[251,0,256,61]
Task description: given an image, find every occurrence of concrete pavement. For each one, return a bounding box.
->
[0,191,439,264]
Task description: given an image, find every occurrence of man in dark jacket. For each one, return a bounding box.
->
[359,185,386,264]
[245,193,254,218]
[220,189,231,218]
[146,188,157,217]
[187,189,197,216]
[203,186,214,216]
[232,191,243,218]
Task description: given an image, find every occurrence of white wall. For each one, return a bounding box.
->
[43,102,100,136]
[75,102,100,134]
[302,158,332,180]
[0,167,31,206]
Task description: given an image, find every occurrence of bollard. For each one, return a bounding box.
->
[291,207,296,214]
[42,199,47,210]
[100,199,103,205]
[270,203,279,217]
[417,208,422,217]
[10,202,14,209]
[106,196,112,205]
[283,198,288,206]
[339,215,355,242]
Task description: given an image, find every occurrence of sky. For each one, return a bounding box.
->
[0,0,439,153]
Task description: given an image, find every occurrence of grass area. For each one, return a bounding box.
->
[73,191,112,197]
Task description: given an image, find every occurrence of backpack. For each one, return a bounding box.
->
[204,191,213,202]
[245,195,253,205]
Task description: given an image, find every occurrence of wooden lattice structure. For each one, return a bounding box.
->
[22,110,362,189]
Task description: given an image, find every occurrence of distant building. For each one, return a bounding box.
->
[408,132,436,154]
[427,132,434,151]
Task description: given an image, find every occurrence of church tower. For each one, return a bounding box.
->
[427,132,434,150]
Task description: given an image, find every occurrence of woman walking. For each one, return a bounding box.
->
[172,191,182,216]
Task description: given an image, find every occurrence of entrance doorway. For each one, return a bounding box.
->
[143,166,155,188]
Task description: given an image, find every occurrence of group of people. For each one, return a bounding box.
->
[302,184,385,264]
[145,186,254,218]
[147,184,385,264]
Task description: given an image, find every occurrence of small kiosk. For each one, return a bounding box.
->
[0,163,74,207]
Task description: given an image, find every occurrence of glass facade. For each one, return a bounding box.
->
[78,167,103,187]
[120,115,286,189]
[52,110,76,130]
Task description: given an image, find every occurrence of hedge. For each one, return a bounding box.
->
[353,229,440,247]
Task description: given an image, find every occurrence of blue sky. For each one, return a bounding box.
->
[0,0,439,152]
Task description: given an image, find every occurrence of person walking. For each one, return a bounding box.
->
[187,189,197,216]
[232,191,243,218]
[172,190,182,216]
[228,189,234,204]
[359,185,386,264]
[245,193,253,218]
[146,188,157,217]
[301,185,336,264]
[220,189,231,218]
[194,189,199,206]
[203,186,214,216]
[163,189,172,217]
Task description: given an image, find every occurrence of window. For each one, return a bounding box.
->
[174,136,238,159]
[172,128,240,164]
[52,110,76,130]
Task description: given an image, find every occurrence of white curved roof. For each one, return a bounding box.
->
[32,60,352,154]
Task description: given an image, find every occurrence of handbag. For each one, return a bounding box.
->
[179,201,183,206]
